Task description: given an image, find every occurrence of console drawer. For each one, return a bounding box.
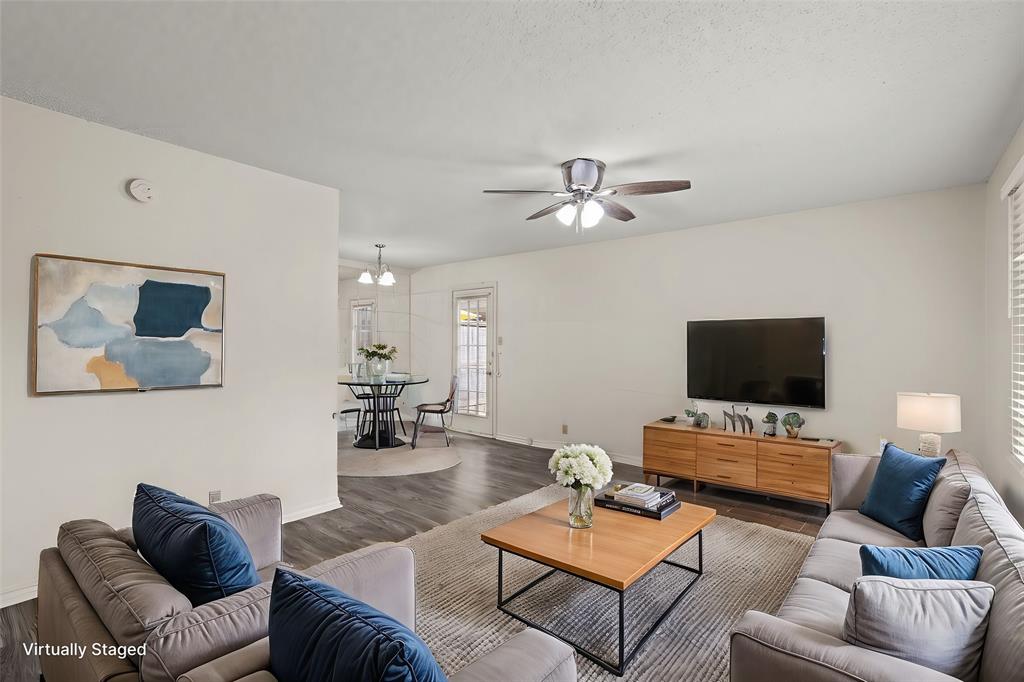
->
[697,433,757,458]
[697,451,756,488]
[757,442,829,500]
[643,441,696,478]
[644,427,697,449]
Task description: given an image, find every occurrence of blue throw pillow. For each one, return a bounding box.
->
[269,569,446,682]
[132,483,260,606]
[860,544,983,580]
[859,443,946,541]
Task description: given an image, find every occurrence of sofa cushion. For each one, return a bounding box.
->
[797,538,862,592]
[860,545,982,581]
[922,452,973,547]
[268,569,446,682]
[133,483,260,606]
[57,519,191,647]
[817,510,923,548]
[843,576,994,682]
[859,444,945,541]
[952,494,1024,682]
[775,577,850,640]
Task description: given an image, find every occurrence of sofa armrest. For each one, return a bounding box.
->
[37,547,138,682]
[176,638,270,682]
[450,629,576,682]
[210,494,282,571]
[730,610,959,682]
[302,542,416,630]
[142,583,272,682]
[830,453,879,511]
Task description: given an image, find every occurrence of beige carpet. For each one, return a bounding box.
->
[402,485,813,681]
[337,433,463,476]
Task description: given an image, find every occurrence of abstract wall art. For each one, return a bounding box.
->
[32,254,224,394]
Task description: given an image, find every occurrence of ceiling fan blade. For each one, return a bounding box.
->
[596,198,636,222]
[483,189,566,196]
[602,180,691,196]
[526,201,571,221]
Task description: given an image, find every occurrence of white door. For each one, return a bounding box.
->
[452,287,495,437]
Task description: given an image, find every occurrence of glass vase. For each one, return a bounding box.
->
[368,358,391,377]
[568,485,594,529]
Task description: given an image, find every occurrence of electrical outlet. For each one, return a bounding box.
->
[561,424,568,435]
[209,490,222,505]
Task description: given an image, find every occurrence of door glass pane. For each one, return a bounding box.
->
[351,301,374,363]
[455,294,488,417]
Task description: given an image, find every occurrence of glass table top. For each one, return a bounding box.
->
[337,374,429,387]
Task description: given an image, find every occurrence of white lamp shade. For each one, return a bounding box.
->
[378,269,396,286]
[896,393,961,433]
[357,270,374,284]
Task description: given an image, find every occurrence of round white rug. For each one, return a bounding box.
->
[337,444,463,477]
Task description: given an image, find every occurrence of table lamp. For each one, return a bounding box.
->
[896,392,961,456]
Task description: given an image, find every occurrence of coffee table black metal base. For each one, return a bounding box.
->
[495,530,703,677]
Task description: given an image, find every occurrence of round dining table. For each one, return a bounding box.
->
[338,375,429,450]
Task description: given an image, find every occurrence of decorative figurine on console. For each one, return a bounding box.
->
[723,405,738,432]
[762,411,779,437]
[683,401,699,426]
[740,407,754,434]
[781,412,806,438]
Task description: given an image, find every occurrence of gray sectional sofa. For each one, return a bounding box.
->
[37,493,575,682]
[730,450,1024,682]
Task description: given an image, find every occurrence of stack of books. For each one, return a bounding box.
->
[595,482,681,520]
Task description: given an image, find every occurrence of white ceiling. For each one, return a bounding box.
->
[3,1,1023,268]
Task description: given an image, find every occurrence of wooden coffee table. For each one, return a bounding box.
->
[481,499,716,676]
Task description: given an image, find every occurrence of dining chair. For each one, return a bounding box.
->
[411,375,459,449]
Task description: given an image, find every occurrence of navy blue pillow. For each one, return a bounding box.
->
[269,569,446,682]
[132,483,260,606]
[860,544,983,580]
[859,443,946,541]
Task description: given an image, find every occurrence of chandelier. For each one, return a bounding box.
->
[358,244,395,286]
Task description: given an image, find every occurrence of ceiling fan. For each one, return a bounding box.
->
[483,158,691,232]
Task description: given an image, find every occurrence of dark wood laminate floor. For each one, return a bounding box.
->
[1,428,825,681]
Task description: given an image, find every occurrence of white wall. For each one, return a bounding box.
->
[411,186,986,466]
[983,120,1024,518]
[0,98,341,605]
[338,271,412,372]
[337,270,413,423]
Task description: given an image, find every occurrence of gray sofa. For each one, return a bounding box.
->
[38,493,575,682]
[730,450,1024,682]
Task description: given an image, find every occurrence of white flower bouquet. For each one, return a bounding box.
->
[549,443,613,529]
[548,443,614,489]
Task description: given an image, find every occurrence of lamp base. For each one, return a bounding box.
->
[918,433,942,457]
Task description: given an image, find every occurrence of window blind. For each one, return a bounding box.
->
[1010,185,1024,462]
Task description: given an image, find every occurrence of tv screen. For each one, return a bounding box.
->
[687,317,826,409]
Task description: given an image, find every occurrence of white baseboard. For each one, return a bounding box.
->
[283,497,343,524]
[495,432,534,446]
[1,584,38,608]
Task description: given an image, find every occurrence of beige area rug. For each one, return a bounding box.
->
[401,485,812,681]
[337,442,463,477]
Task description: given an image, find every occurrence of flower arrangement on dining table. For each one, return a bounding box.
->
[357,343,398,376]
[549,443,614,529]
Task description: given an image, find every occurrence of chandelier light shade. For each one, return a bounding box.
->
[359,244,395,287]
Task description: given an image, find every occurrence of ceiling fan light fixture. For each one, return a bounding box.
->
[357,270,374,284]
[555,203,578,226]
[580,200,604,228]
[378,268,396,286]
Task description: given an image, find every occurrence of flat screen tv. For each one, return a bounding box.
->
[687,317,826,409]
